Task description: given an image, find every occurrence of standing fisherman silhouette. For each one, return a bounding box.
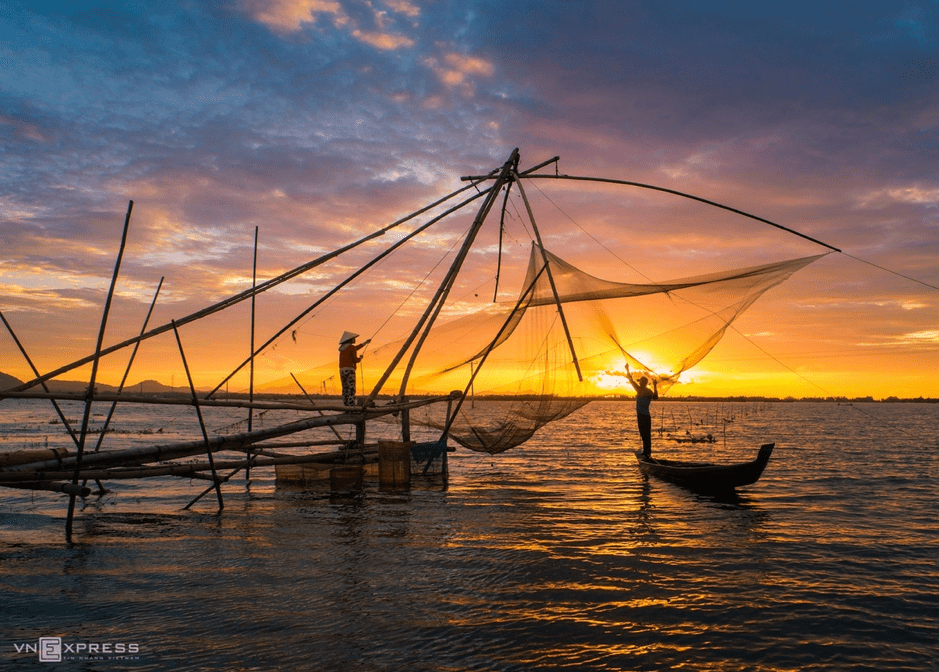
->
[338,331,370,406]
[626,363,658,458]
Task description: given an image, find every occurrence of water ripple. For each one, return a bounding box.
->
[1,401,938,670]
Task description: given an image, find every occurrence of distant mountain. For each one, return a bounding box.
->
[127,379,179,394]
[0,371,23,391]
[0,372,185,395]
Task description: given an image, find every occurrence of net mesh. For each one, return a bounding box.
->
[272,234,823,454]
[344,246,823,453]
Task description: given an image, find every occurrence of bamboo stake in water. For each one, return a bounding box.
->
[66,199,133,543]
[172,321,224,512]
[86,277,164,494]
[247,228,259,479]
[0,311,81,448]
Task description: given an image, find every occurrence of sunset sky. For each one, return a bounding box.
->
[1,1,937,399]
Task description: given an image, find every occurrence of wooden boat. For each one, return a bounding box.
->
[635,443,774,492]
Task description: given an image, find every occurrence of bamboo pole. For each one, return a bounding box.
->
[441,395,452,478]
[498,172,842,253]
[0,389,452,414]
[0,448,69,469]
[172,321,224,511]
[400,396,411,444]
[8,179,490,397]
[3,399,446,473]
[511,171,582,381]
[459,155,561,184]
[246,227,259,480]
[250,441,348,452]
[248,227,258,432]
[1,481,92,497]
[492,182,513,302]
[206,185,493,400]
[0,311,82,448]
[0,450,378,484]
[66,199,133,542]
[375,148,520,404]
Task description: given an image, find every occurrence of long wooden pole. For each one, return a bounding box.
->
[378,149,520,403]
[2,481,92,497]
[172,321,224,511]
[512,172,583,380]
[0,311,81,447]
[7,398,453,473]
[9,179,489,396]
[492,183,513,302]
[0,450,379,484]
[248,227,258,432]
[206,186,492,399]
[0,390,449,413]
[493,172,843,253]
[246,227,259,480]
[66,199,133,542]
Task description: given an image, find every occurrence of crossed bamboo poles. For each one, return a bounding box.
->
[2,147,848,542]
[0,151,542,540]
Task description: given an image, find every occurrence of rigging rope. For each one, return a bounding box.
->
[521,172,938,294]
[839,252,939,292]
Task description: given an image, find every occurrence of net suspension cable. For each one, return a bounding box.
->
[514,172,831,385]
[519,172,939,293]
[510,169,933,439]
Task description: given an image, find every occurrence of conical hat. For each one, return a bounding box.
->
[339,331,359,344]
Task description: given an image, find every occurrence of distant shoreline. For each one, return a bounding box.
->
[2,369,935,404]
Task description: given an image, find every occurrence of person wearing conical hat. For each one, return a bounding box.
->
[338,331,370,406]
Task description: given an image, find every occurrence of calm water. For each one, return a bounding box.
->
[1,399,937,671]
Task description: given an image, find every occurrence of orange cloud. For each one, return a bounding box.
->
[241,0,415,50]
[423,51,495,90]
[239,0,347,33]
[352,29,414,50]
[383,0,419,19]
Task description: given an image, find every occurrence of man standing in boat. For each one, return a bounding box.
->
[626,363,658,458]
[338,331,370,406]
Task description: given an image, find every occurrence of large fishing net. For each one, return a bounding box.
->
[282,243,823,454]
[402,246,822,453]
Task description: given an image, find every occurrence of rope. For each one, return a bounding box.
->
[516,172,934,440]
[368,219,473,345]
[523,172,937,294]
[839,252,939,292]
[527,178,652,283]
